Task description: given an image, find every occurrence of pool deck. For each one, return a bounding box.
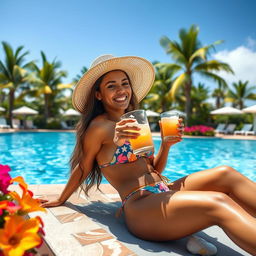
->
[9,184,250,256]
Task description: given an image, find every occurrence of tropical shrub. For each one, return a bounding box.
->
[184,125,214,136]
[0,164,46,256]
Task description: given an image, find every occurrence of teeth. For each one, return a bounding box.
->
[115,96,126,101]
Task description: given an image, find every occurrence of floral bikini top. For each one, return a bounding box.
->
[99,141,154,168]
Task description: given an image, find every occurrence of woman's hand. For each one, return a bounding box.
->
[113,119,141,146]
[159,118,184,148]
[40,198,64,208]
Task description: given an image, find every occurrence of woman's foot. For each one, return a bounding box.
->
[186,235,217,255]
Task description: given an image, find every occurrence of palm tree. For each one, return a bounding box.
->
[160,25,233,123]
[141,61,181,112]
[0,42,33,127]
[28,51,72,122]
[225,80,256,109]
[212,87,227,108]
[73,66,88,84]
[190,83,212,124]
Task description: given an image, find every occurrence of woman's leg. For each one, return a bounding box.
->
[170,165,256,215]
[125,190,256,255]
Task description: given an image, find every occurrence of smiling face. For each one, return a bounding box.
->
[95,70,132,114]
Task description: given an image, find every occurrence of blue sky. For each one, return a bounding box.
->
[1,0,256,99]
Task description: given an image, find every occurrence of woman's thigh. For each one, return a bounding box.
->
[169,165,236,193]
[125,190,227,241]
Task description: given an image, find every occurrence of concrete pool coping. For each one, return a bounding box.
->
[9,184,251,256]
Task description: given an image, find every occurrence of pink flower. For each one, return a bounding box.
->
[117,154,128,163]
[0,201,21,215]
[0,164,12,194]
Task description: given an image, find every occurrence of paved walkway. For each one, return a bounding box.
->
[19,184,250,256]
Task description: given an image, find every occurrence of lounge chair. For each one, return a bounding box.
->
[12,119,21,129]
[223,124,236,134]
[234,124,252,135]
[245,130,256,136]
[61,121,72,129]
[26,120,37,129]
[214,123,226,134]
[149,123,159,131]
[0,118,10,129]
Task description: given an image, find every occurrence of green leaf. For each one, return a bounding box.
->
[0,82,14,89]
[57,83,74,89]
[169,73,187,98]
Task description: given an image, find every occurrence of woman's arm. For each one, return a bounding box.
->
[41,123,105,207]
[153,119,183,174]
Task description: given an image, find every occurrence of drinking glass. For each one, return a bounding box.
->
[160,111,183,139]
[121,110,154,155]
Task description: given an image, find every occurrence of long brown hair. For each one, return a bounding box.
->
[70,70,139,196]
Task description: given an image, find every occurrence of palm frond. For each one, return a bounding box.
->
[194,60,234,73]
[57,83,74,90]
[197,70,228,88]
[2,42,15,75]
[12,65,27,84]
[14,46,25,59]
[179,25,200,59]
[0,60,10,78]
[0,82,14,89]
[16,51,29,66]
[160,36,187,64]
[40,51,48,63]
[169,73,188,98]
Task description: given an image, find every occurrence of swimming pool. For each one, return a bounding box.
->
[0,132,255,184]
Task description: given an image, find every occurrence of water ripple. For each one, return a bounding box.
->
[0,133,255,184]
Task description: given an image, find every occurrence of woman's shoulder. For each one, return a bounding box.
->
[85,115,115,140]
[90,114,115,129]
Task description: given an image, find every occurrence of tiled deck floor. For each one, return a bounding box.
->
[16,184,251,256]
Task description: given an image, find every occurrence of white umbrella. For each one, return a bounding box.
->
[59,108,65,115]
[210,107,243,115]
[12,106,38,115]
[12,106,38,129]
[63,108,80,116]
[0,107,6,111]
[146,110,160,117]
[242,104,256,132]
[243,104,256,113]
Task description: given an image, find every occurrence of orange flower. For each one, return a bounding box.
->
[10,176,28,191]
[9,190,46,215]
[9,176,46,214]
[0,215,42,256]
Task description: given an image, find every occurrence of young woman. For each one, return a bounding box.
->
[42,55,256,255]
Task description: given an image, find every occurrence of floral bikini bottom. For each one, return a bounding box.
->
[116,181,170,217]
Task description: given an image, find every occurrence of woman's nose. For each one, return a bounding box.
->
[116,85,126,93]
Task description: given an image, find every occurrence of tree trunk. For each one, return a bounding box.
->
[8,89,15,128]
[239,100,243,110]
[184,80,192,125]
[44,93,49,122]
[216,96,221,108]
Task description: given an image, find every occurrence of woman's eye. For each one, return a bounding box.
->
[107,85,114,89]
[122,83,130,86]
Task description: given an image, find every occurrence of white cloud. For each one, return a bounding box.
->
[213,46,256,85]
[246,37,256,49]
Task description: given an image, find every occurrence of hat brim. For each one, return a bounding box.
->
[72,56,155,113]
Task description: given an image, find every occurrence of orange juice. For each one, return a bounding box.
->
[161,117,179,138]
[129,124,154,154]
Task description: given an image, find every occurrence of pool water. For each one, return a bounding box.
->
[0,132,255,184]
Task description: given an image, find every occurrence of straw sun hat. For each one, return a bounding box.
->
[72,54,155,113]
